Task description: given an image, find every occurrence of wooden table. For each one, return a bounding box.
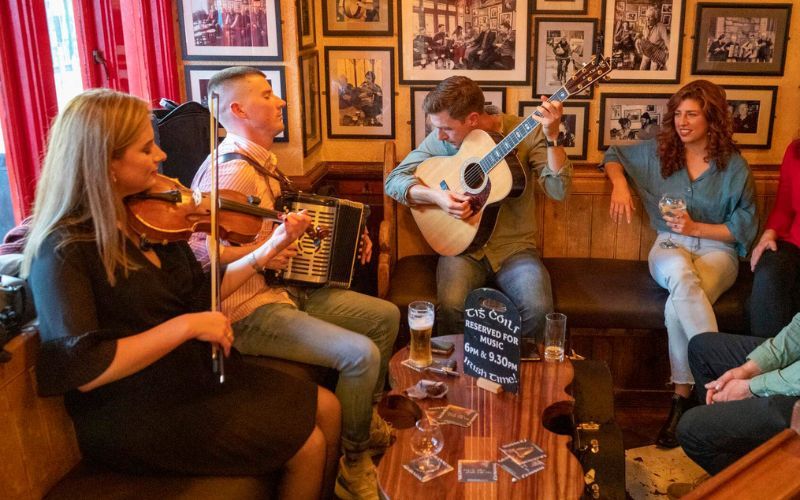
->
[377,335,584,499]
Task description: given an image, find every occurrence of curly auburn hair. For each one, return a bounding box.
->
[656,80,738,179]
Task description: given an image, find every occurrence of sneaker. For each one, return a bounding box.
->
[366,408,396,457]
[335,454,381,500]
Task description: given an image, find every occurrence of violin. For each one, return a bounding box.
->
[124,173,326,247]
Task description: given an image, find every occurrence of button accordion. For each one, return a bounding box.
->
[269,193,369,289]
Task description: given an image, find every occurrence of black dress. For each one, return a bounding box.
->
[31,228,317,475]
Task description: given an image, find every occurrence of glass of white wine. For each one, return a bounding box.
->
[409,418,444,473]
[658,193,687,249]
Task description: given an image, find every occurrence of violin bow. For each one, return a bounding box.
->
[208,92,225,384]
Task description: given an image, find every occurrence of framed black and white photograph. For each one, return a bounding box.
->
[533,18,597,99]
[324,46,395,139]
[519,101,590,160]
[532,0,587,15]
[177,0,282,61]
[184,64,288,142]
[598,92,671,150]
[691,3,792,76]
[411,86,505,149]
[399,0,530,84]
[297,0,316,49]
[322,0,393,36]
[299,51,322,156]
[723,85,778,149]
[602,0,685,83]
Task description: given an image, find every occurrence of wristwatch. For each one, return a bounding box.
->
[544,135,563,147]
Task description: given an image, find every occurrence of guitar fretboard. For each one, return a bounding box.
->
[478,87,570,174]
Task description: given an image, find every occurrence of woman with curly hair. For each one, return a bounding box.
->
[602,80,758,448]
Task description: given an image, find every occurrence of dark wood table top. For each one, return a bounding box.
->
[377,335,584,499]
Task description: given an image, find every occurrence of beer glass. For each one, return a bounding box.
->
[544,312,567,362]
[408,301,435,368]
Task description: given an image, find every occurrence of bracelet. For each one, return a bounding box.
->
[544,135,563,147]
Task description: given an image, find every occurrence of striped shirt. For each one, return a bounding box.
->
[190,132,292,322]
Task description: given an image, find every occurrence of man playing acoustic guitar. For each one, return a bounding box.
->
[385,76,572,340]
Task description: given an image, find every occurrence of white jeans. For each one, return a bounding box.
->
[648,233,739,385]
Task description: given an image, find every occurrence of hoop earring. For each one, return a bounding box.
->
[110,172,117,183]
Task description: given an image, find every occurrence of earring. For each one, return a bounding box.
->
[111,172,117,183]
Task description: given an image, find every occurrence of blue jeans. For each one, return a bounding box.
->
[232,287,399,451]
[436,249,554,340]
[649,233,739,385]
[677,333,798,474]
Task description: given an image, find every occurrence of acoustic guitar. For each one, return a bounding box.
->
[410,56,613,256]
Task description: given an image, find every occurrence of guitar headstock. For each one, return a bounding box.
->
[564,56,613,96]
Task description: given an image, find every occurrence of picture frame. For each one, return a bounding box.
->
[532,0,587,15]
[299,51,323,156]
[322,0,393,36]
[324,46,395,139]
[184,64,288,142]
[598,92,671,150]
[411,86,506,149]
[723,85,778,149]
[533,18,598,100]
[691,3,792,76]
[177,0,282,61]
[398,0,530,84]
[519,101,590,160]
[297,0,316,49]
[601,0,685,83]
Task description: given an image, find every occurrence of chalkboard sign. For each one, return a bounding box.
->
[463,288,521,393]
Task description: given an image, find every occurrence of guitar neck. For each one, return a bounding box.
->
[479,86,570,174]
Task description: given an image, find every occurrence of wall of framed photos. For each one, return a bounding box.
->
[174,0,800,176]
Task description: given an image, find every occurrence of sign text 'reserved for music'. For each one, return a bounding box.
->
[463,288,521,393]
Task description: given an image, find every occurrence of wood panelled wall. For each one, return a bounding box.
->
[397,166,779,262]
[0,332,81,500]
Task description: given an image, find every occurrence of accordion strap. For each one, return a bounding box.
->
[217,152,296,191]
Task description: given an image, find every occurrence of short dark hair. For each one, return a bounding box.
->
[207,66,264,99]
[501,21,511,30]
[422,76,485,121]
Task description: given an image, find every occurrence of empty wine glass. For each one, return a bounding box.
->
[658,193,687,249]
[409,418,444,473]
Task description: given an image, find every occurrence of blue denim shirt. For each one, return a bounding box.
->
[603,139,757,257]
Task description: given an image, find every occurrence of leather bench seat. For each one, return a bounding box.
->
[44,356,336,500]
[387,255,752,335]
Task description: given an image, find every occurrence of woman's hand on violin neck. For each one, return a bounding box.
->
[180,311,233,357]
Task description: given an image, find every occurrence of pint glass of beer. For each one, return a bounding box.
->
[408,301,435,368]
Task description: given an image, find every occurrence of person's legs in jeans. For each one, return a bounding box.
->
[300,288,400,404]
[649,234,738,447]
[750,240,800,338]
[677,395,798,474]
[649,234,739,386]
[494,250,554,342]
[436,255,490,336]
[687,332,764,403]
[233,303,378,452]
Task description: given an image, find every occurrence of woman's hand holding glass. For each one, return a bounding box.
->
[662,207,696,236]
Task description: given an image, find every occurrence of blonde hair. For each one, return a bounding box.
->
[22,89,151,285]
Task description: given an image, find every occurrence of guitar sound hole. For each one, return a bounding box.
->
[463,162,485,190]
